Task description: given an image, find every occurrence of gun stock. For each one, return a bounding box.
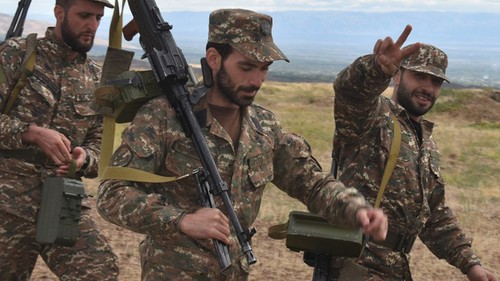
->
[127,0,257,270]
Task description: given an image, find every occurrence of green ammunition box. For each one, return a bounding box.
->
[36,177,85,246]
[269,211,363,257]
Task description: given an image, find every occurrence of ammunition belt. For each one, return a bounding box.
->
[370,230,416,254]
[0,149,49,165]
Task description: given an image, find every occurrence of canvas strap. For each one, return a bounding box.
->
[359,111,402,258]
[101,166,194,183]
[2,33,37,115]
[98,0,126,178]
[67,159,77,178]
[267,221,288,240]
[97,0,183,183]
[374,112,401,208]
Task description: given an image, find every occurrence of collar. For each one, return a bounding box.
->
[384,96,435,133]
[190,90,263,134]
[42,27,88,64]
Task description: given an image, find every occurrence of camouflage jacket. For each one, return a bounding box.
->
[97,90,368,277]
[0,28,103,220]
[332,54,480,277]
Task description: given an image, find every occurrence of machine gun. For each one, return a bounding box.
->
[125,0,257,271]
[4,0,32,41]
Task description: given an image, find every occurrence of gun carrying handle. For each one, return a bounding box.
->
[123,19,139,41]
[200,57,213,88]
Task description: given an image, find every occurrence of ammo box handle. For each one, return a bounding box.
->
[267,221,288,240]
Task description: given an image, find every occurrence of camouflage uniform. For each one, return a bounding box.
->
[0,27,118,280]
[330,46,481,280]
[97,9,370,281]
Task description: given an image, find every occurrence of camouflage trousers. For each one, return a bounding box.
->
[0,209,119,281]
[138,235,249,281]
[328,247,413,281]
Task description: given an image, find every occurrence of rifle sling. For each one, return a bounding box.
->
[3,33,37,115]
[101,166,190,183]
[374,112,401,208]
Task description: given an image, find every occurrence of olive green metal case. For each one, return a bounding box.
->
[269,211,363,257]
[36,177,85,246]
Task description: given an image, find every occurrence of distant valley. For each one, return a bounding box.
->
[1,11,499,88]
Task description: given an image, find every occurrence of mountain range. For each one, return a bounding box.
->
[1,11,499,88]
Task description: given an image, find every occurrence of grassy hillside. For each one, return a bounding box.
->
[251,83,500,280]
[32,82,500,280]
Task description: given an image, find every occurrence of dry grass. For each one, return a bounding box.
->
[32,82,500,280]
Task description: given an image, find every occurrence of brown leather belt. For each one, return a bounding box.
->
[370,230,416,254]
[0,149,50,165]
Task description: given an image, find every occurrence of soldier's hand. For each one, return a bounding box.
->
[178,208,231,244]
[56,147,86,176]
[373,24,421,76]
[21,125,71,165]
[467,264,497,281]
[356,207,388,241]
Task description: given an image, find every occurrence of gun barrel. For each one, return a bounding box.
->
[128,0,257,270]
[5,0,32,40]
[194,170,231,271]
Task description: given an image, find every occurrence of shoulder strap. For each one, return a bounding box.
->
[359,111,402,257]
[98,0,127,178]
[101,166,190,183]
[3,33,37,115]
[374,112,402,208]
[98,0,162,184]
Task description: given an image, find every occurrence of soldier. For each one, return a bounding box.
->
[97,8,388,281]
[0,0,119,280]
[330,25,497,280]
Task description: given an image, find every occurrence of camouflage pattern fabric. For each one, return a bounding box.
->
[97,89,369,280]
[400,43,449,82]
[330,54,481,280]
[0,27,118,280]
[0,209,118,280]
[208,9,289,63]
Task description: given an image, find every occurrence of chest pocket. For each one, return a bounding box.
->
[247,151,274,188]
[23,74,58,108]
[166,139,200,175]
[73,93,97,117]
[428,150,441,181]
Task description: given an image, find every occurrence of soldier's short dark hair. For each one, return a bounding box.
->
[56,0,113,9]
[206,42,234,62]
[55,0,76,9]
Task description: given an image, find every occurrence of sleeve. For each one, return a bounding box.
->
[333,54,393,140]
[76,114,102,178]
[272,131,369,228]
[0,39,31,149]
[418,178,482,274]
[76,61,103,178]
[96,97,185,236]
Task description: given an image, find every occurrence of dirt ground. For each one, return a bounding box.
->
[31,90,500,280]
[31,185,500,281]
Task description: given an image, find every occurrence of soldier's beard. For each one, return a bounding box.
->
[396,77,436,117]
[61,16,93,53]
[216,65,259,107]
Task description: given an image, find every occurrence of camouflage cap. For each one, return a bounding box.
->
[92,0,114,8]
[401,43,449,82]
[208,9,289,63]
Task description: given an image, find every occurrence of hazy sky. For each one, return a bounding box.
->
[1,0,500,17]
